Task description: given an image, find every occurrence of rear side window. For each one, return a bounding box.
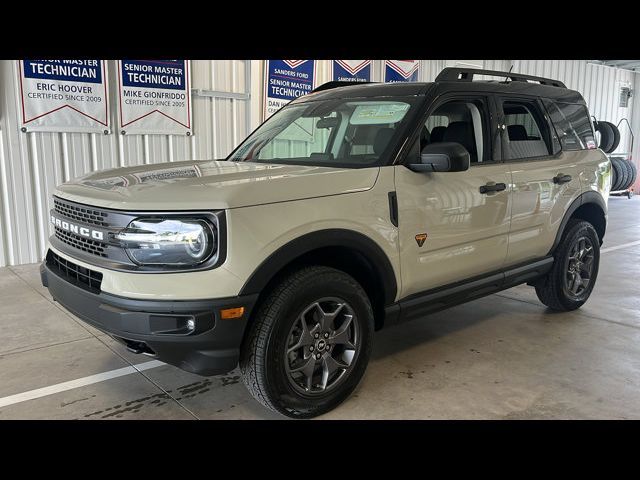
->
[500,99,551,161]
[543,100,596,151]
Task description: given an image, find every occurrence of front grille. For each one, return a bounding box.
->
[46,250,103,293]
[54,198,109,227]
[54,227,108,258]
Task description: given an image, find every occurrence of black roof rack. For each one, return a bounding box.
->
[311,81,374,93]
[435,67,567,89]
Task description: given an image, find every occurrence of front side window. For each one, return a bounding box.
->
[543,100,596,151]
[228,98,419,168]
[420,98,490,163]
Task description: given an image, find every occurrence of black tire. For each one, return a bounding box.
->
[610,159,619,191]
[535,219,600,311]
[240,266,374,418]
[619,158,633,190]
[611,158,625,191]
[602,121,620,153]
[622,159,634,190]
[627,160,638,188]
[596,121,615,153]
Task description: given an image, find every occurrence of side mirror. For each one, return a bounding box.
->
[408,142,470,172]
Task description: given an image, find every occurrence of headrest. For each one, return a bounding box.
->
[443,122,476,154]
[430,126,447,143]
[373,128,395,155]
[508,125,528,141]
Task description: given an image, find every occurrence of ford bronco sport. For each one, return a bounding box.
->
[41,67,611,418]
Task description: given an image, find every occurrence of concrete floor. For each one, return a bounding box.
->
[1,196,639,419]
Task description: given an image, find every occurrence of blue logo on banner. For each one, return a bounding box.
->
[333,60,371,83]
[385,61,419,83]
[23,60,102,84]
[267,60,315,101]
[121,60,186,91]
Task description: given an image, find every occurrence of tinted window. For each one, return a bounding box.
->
[422,98,490,163]
[544,100,596,151]
[501,100,551,160]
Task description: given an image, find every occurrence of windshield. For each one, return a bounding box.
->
[228,97,420,168]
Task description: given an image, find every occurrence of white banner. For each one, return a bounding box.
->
[118,60,192,135]
[17,60,109,133]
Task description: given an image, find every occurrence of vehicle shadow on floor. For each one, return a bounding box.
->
[369,292,560,361]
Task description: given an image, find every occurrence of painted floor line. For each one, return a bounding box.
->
[601,239,640,254]
[0,360,164,409]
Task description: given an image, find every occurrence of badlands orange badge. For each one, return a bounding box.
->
[415,233,428,247]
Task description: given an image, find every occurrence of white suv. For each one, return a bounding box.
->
[41,68,611,418]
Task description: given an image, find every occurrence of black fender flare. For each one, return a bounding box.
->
[239,228,398,305]
[549,191,607,253]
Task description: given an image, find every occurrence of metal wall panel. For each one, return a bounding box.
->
[513,60,637,156]
[0,60,251,267]
[2,59,639,267]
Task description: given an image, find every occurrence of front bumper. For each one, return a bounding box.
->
[41,260,258,376]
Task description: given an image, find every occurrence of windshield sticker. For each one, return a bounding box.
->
[349,103,410,125]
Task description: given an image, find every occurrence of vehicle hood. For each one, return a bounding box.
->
[54,160,379,210]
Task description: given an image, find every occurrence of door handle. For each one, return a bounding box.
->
[479,182,507,194]
[553,174,572,184]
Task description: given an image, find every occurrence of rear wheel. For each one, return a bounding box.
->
[535,219,600,311]
[240,266,374,418]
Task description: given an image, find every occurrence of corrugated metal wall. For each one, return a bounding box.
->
[513,60,636,156]
[2,59,639,267]
[0,60,251,267]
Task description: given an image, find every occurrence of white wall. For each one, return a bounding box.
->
[1,59,639,267]
[0,60,251,267]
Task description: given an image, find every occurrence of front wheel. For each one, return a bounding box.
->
[240,266,374,418]
[535,219,600,311]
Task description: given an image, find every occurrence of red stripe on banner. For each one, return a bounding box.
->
[18,61,27,124]
[185,61,191,129]
[283,60,307,69]
[23,104,108,126]
[336,60,369,76]
[387,60,419,79]
[117,61,124,130]
[121,108,190,129]
[102,60,108,131]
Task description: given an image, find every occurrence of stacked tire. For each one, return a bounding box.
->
[595,121,621,154]
[610,156,638,192]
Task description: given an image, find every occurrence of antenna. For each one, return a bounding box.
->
[502,65,514,83]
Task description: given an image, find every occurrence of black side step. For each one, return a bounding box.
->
[386,256,554,325]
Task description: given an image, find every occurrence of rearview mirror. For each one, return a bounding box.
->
[408,142,470,172]
[316,117,339,129]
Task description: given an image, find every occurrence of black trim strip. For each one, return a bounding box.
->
[549,191,607,253]
[385,256,554,325]
[388,191,398,227]
[240,228,398,305]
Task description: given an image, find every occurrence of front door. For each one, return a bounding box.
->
[395,94,511,298]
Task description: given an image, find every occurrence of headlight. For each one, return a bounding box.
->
[114,218,216,266]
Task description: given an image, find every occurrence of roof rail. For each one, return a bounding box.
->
[435,67,567,88]
[311,81,374,93]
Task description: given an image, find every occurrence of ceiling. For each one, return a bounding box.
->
[592,60,640,71]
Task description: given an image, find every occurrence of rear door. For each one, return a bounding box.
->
[498,96,582,266]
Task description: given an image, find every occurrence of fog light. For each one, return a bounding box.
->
[186,319,196,331]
